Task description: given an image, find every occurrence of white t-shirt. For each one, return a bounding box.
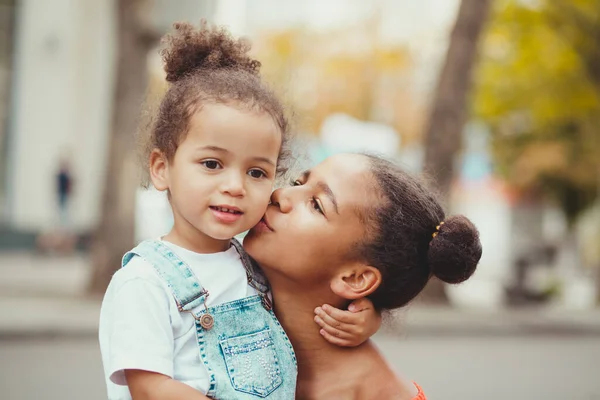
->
[98,240,259,400]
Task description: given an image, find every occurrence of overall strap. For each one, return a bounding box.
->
[231,237,270,295]
[122,240,208,312]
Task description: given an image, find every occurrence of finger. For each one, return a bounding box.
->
[315,306,354,329]
[319,329,354,347]
[314,315,353,338]
[318,304,361,325]
[313,314,328,328]
[348,298,373,312]
[314,316,354,340]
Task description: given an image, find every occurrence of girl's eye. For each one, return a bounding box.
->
[248,169,266,179]
[201,160,222,170]
[291,179,302,186]
[311,197,324,215]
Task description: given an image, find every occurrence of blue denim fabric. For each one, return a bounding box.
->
[122,239,297,399]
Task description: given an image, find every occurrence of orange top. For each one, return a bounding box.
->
[413,383,427,400]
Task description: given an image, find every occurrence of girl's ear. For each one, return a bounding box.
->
[149,149,169,191]
[330,264,382,300]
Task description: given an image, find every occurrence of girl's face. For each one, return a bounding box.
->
[244,154,377,285]
[151,102,281,251]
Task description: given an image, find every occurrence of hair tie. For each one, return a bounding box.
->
[432,221,444,238]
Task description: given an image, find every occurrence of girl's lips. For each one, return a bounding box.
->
[256,216,274,232]
[210,207,243,224]
[210,205,242,213]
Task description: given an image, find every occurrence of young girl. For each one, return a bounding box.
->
[99,22,380,400]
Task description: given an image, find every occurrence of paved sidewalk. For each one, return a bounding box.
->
[385,305,600,337]
[0,251,90,297]
[2,251,600,339]
[0,251,99,338]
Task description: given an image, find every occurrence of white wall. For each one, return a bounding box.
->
[7,0,115,231]
[447,179,513,309]
[6,0,219,233]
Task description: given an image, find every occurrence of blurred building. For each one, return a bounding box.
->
[0,0,461,241]
[0,0,215,241]
[2,0,592,306]
[0,0,17,233]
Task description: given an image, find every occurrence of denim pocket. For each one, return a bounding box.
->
[220,328,283,398]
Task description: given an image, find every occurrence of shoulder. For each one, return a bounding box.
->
[370,379,422,400]
[102,254,170,305]
[100,255,177,331]
[412,383,427,400]
[111,254,164,287]
[358,347,421,400]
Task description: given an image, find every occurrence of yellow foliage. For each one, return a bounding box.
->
[472,0,600,220]
[253,26,413,137]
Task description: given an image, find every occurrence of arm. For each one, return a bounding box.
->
[100,274,209,398]
[125,370,212,400]
[314,297,382,347]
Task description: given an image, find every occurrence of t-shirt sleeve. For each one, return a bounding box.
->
[103,277,175,385]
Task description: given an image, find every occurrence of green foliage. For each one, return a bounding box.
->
[473,0,600,224]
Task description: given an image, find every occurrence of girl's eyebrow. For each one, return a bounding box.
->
[251,156,276,166]
[300,170,311,181]
[197,145,228,153]
[302,169,339,214]
[317,181,339,215]
[197,145,275,166]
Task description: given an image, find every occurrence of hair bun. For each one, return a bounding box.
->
[161,21,261,83]
[427,215,482,284]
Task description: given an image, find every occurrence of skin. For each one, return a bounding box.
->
[150,102,281,253]
[126,106,381,400]
[126,102,281,400]
[244,154,419,400]
[125,370,212,400]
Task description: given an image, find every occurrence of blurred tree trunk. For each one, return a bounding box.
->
[420,0,492,303]
[0,0,16,202]
[88,0,157,295]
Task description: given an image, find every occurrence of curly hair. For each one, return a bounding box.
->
[360,155,482,311]
[140,21,292,182]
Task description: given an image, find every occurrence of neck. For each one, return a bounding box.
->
[269,276,360,379]
[267,273,412,400]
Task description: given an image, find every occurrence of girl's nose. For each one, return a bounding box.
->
[220,171,246,197]
[270,188,292,213]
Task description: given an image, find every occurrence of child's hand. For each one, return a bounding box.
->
[313,297,381,347]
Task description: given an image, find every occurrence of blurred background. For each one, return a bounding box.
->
[1,0,599,399]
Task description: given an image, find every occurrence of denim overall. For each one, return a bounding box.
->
[122,239,297,399]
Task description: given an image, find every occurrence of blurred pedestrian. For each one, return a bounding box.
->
[35,157,76,254]
[56,157,73,229]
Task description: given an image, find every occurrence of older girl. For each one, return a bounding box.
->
[245,153,482,399]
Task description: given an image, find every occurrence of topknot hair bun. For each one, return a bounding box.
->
[427,215,482,284]
[161,21,261,82]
